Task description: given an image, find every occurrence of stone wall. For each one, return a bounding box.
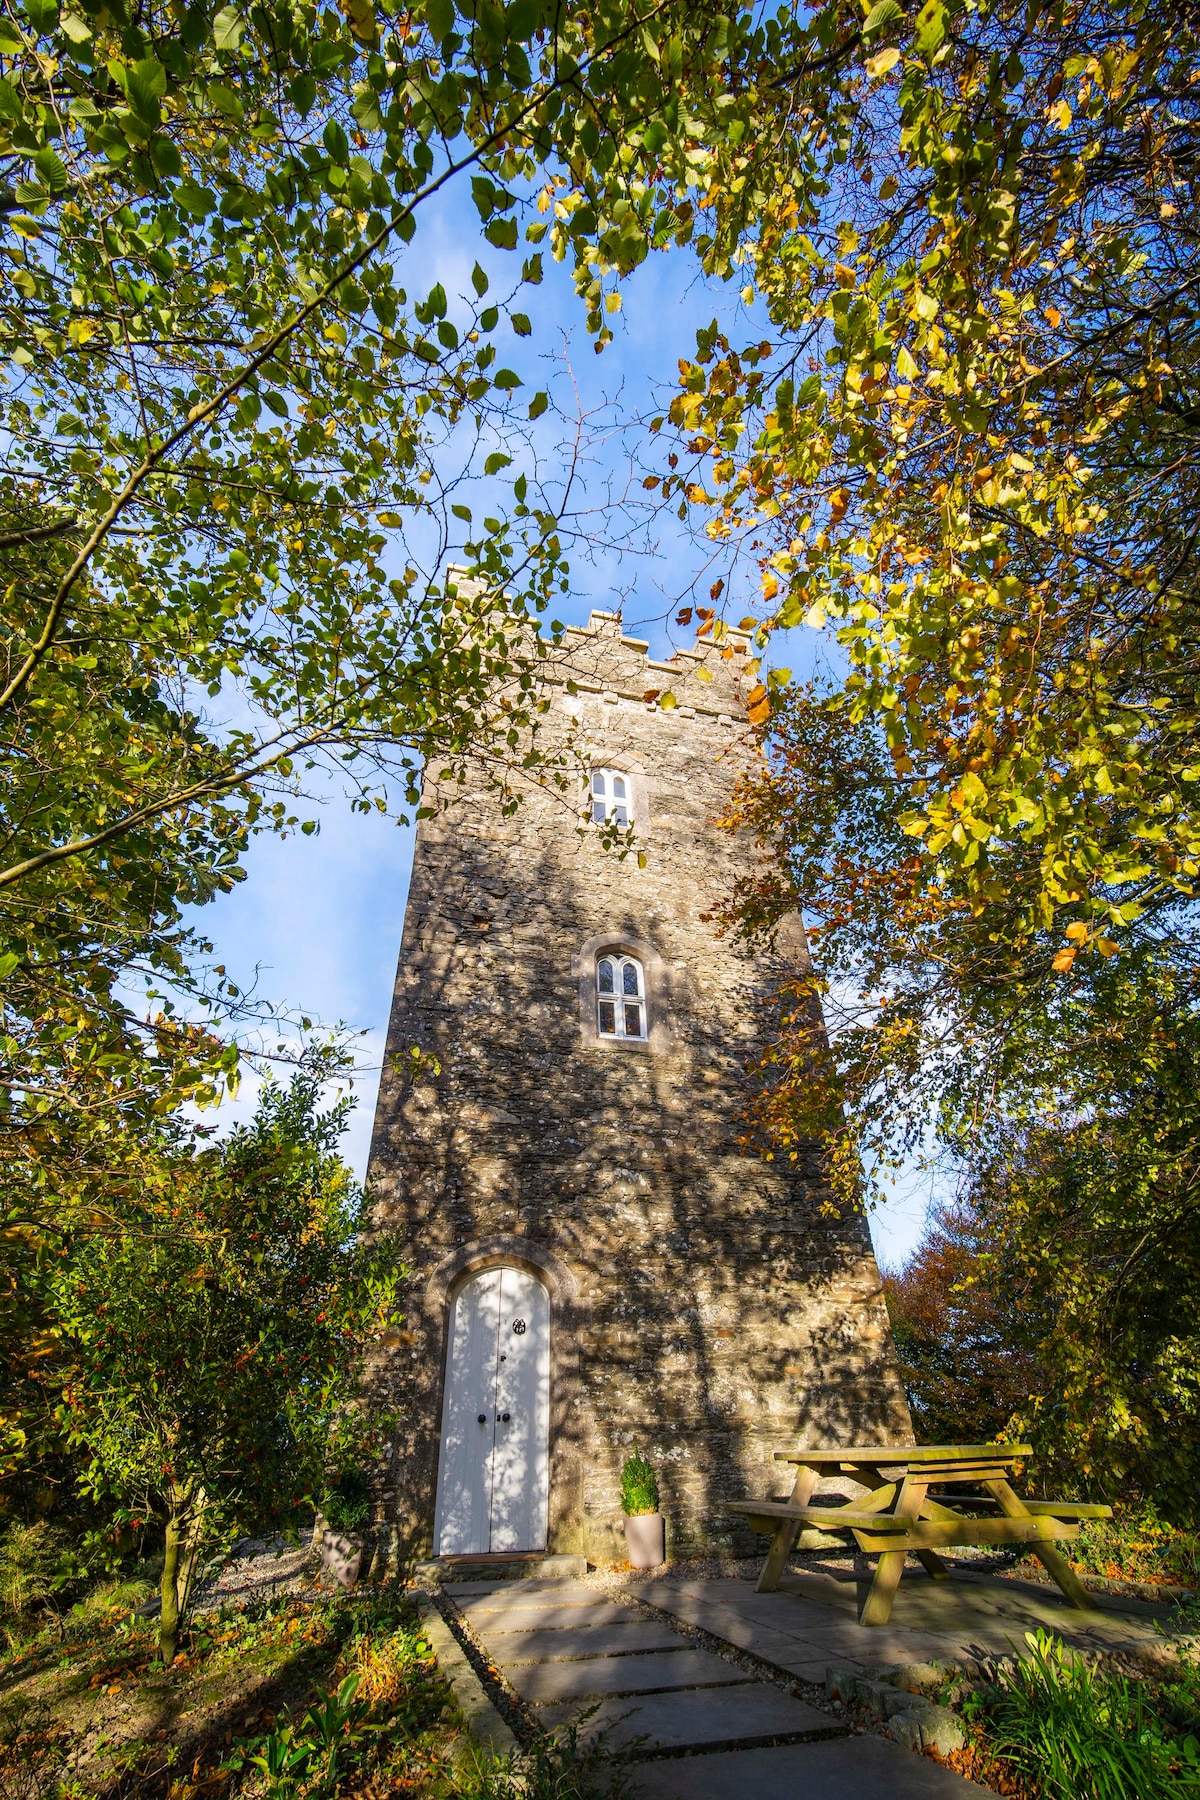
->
[364,609,912,1567]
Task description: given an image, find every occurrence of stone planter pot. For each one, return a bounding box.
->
[623,1512,665,1569]
[320,1529,363,1588]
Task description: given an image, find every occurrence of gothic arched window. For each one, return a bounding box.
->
[590,768,630,828]
[596,952,646,1040]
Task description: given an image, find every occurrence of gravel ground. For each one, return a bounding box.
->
[191,1533,318,1611]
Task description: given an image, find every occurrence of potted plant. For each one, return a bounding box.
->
[620,1449,665,1568]
[318,1469,368,1588]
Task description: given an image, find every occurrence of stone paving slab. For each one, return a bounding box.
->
[508,1649,756,1705]
[489,1621,688,1664]
[536,1682,833,1751]
[635,1569,1173,1671]
[443,1578,600,1599]
[631,1737,992,1798]
[457,1600,637,1633]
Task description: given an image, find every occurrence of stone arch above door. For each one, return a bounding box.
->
[427,1235,580,1312]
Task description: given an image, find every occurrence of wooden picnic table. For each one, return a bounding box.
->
[730,1443,1111,1626]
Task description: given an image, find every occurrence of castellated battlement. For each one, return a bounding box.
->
[362,606,911,1573]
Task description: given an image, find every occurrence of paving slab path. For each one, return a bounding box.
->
[629,1564,1178,1687]
[444,1577,990,1797]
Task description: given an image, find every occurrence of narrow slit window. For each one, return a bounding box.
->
[596,953,646,1041]
[590,768,631,830]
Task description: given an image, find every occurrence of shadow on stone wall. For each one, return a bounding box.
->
[364,764,909,1572]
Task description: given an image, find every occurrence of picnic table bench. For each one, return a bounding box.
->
[730,1443,1111,1626]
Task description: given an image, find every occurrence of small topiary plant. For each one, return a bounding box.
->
[620,1450,660,1517]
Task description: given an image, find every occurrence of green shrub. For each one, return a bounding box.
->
[619,1451,659,1517]
[987,1629,1200,1799]
[0,1520,63,1619]
[1069,1511,1200,1589]
[321,1470,368,1537]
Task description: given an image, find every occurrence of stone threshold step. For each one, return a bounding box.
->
[418,1553,587,1582]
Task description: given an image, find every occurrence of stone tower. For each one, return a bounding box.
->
[365,609,910,1568]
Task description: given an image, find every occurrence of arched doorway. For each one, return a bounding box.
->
[433,1265,550,1556]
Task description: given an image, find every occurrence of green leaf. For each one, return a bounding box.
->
[290,72,317,116]
[150,135,182,178]
[484,452,512,474]
[492,368,522,389]
[451,502,472,521]
[425,0,454,40]
[323,118,350,164]
[0,952,19,981]
[212,5,244,49]
[34,146,68,191]
[485,218,518,251]
[505,0,538,40]
[913,0,947,55]
[59,10,91,40]
[862,0,902,34]
[175,182,216,217]
[471,262,489,296]
[510,312,531,337]
[207,83,244,121]
[22,0,57,37]
[528,390,548,419]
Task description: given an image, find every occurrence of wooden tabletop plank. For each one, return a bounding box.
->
[775,1444,1031,1465]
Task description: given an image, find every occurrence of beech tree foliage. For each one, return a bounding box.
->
[0,0,764,1236]
[644,0,1200,1504]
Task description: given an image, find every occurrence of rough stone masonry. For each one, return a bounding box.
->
[365,608,911,1569]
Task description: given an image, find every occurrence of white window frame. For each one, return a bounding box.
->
[595,952,647,1041]
[590,767,631,829]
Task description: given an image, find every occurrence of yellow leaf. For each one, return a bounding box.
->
[895,343,918,380]
[1044,305,1062,328]
[1051,947,1078,972]
[1064,920,1088,942]
[866,46,901,77]
[829,486,850,524]
[762,570,779,600]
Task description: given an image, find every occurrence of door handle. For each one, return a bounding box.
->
[477,1414,487,1424]
[501,1412,511,1423]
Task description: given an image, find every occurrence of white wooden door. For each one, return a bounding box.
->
[433,1266,550,1556]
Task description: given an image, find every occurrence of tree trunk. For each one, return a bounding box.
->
[158,1483,206,1665]
[159,1511,182,1666]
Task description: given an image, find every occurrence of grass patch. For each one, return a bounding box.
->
[964,1628,1200,1799]
[0,1576,639,1799]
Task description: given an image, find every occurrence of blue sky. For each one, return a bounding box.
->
[184,178,934,1271]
